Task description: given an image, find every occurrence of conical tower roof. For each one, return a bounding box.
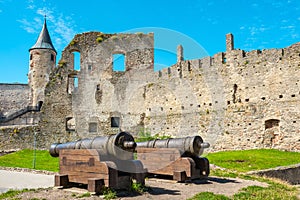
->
[29,18,56,53]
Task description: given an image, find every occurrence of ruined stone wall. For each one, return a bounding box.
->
[146,42,300,152]
[39,32,300,152]
[56,32,154,138]
[38,64,75,145]
[0,83,30,117]
[0,125,39,150]
[215,44,300,152]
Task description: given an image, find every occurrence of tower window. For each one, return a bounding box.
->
[51,54,54,61]
[30,54,33,60]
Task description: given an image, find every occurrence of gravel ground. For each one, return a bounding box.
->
[1,171,269,200]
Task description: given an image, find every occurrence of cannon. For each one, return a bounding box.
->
[50,131,136,160]
[50,132,145,193]
[136,135,210,181]
[136,135,210,157]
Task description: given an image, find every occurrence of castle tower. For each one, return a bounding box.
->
[226,33,234,52]
[28,18,56,106]
[177,45,184,62]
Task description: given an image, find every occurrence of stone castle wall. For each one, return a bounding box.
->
[37,32,300,152]
[0,83,30,117]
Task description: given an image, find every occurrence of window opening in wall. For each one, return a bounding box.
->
[279,95,283,98]
[73,52,80,71]
[65,117,75,131]
[89,122,98,132]
[111,117,120,128]
[113,54,125,71]
[168,67,171,74]
[74,77,78,88]
[265,119,280,130]
[51,54,54,61]
[67,75,78,94]
[30,54,33,60]
[242,51,246,57]
[233,84,238,103]
[291,94,296,97]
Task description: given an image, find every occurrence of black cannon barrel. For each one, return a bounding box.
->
[49,132,136,160]
[136,135,209,156]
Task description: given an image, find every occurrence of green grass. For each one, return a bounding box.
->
[206,149,300,172]
[194,149,300,199]
[189,169,299,200]
[188,192,230,200]
[0,188,35,199]
[0,149,59,172]
[188,182,298,200]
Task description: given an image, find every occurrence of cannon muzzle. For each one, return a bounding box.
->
[136,135,209,156]
[49,132,136,160]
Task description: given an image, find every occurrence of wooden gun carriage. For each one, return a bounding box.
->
[136,136,210,182]
[49,132,145,193]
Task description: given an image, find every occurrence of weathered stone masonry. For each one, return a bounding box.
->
[0,29,299,152]
[39,32,299,152]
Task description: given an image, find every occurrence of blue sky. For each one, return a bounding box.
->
[0,0,300,83]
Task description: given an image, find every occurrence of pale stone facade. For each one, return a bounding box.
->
[38,32,300,152]
[0,24,299,152]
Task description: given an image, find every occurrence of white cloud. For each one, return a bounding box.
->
[19,2,77,52]
[280,25,295,30]
[17,18,40,33]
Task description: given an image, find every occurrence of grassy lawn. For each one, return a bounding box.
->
[206,149,300,172]
[188,182,298,200]
[0,149,59,172]
[0,148,299,199]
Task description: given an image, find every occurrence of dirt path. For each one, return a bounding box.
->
[11,176,268,200]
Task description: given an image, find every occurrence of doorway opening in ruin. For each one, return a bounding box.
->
[113,54,125,71]
[263,119,281,146]
[65,117,75,132]
[265,119,280,130]
[67,74,78,94]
